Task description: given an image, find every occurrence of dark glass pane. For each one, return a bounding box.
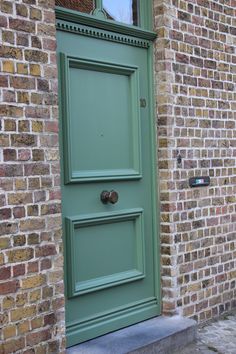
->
[55,0,95,14]
[103,0,139,25]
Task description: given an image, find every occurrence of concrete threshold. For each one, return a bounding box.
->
[67,316,197,354]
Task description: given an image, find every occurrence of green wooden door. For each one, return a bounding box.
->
[57,18,160,348]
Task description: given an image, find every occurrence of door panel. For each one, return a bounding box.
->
[61,55,141,182]
[66,209,145,298]
[57,27,159,347]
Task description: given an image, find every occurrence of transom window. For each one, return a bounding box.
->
[55,0,140,26]
[103,1,139,25]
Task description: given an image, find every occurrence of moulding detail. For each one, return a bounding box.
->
[56,20,150,48]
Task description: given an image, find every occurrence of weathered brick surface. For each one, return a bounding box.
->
[154,0,236,322]
[1,0,236,352]
[0,1,65,353]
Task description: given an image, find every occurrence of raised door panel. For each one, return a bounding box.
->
[66,209,145,298]
[60,55,141,183]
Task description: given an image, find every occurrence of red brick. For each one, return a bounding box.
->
[35,245,57,257]
[26,328,51,346]
[13,264,25,277]
[0,280,19,295]
[0,208,11,220]
[0,267,11,280]
[9,18,35,33]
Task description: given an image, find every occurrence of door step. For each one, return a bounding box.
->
[66,316,197,354]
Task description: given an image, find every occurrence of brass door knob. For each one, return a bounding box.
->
[100,190,119,204]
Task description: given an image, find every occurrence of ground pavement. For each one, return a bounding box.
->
[178,312,236,354]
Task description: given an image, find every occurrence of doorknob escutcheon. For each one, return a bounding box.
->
[100,190,119,204]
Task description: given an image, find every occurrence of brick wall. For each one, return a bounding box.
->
[0,1,65,353]
[154,0,236,322]
[1,0,236,352]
